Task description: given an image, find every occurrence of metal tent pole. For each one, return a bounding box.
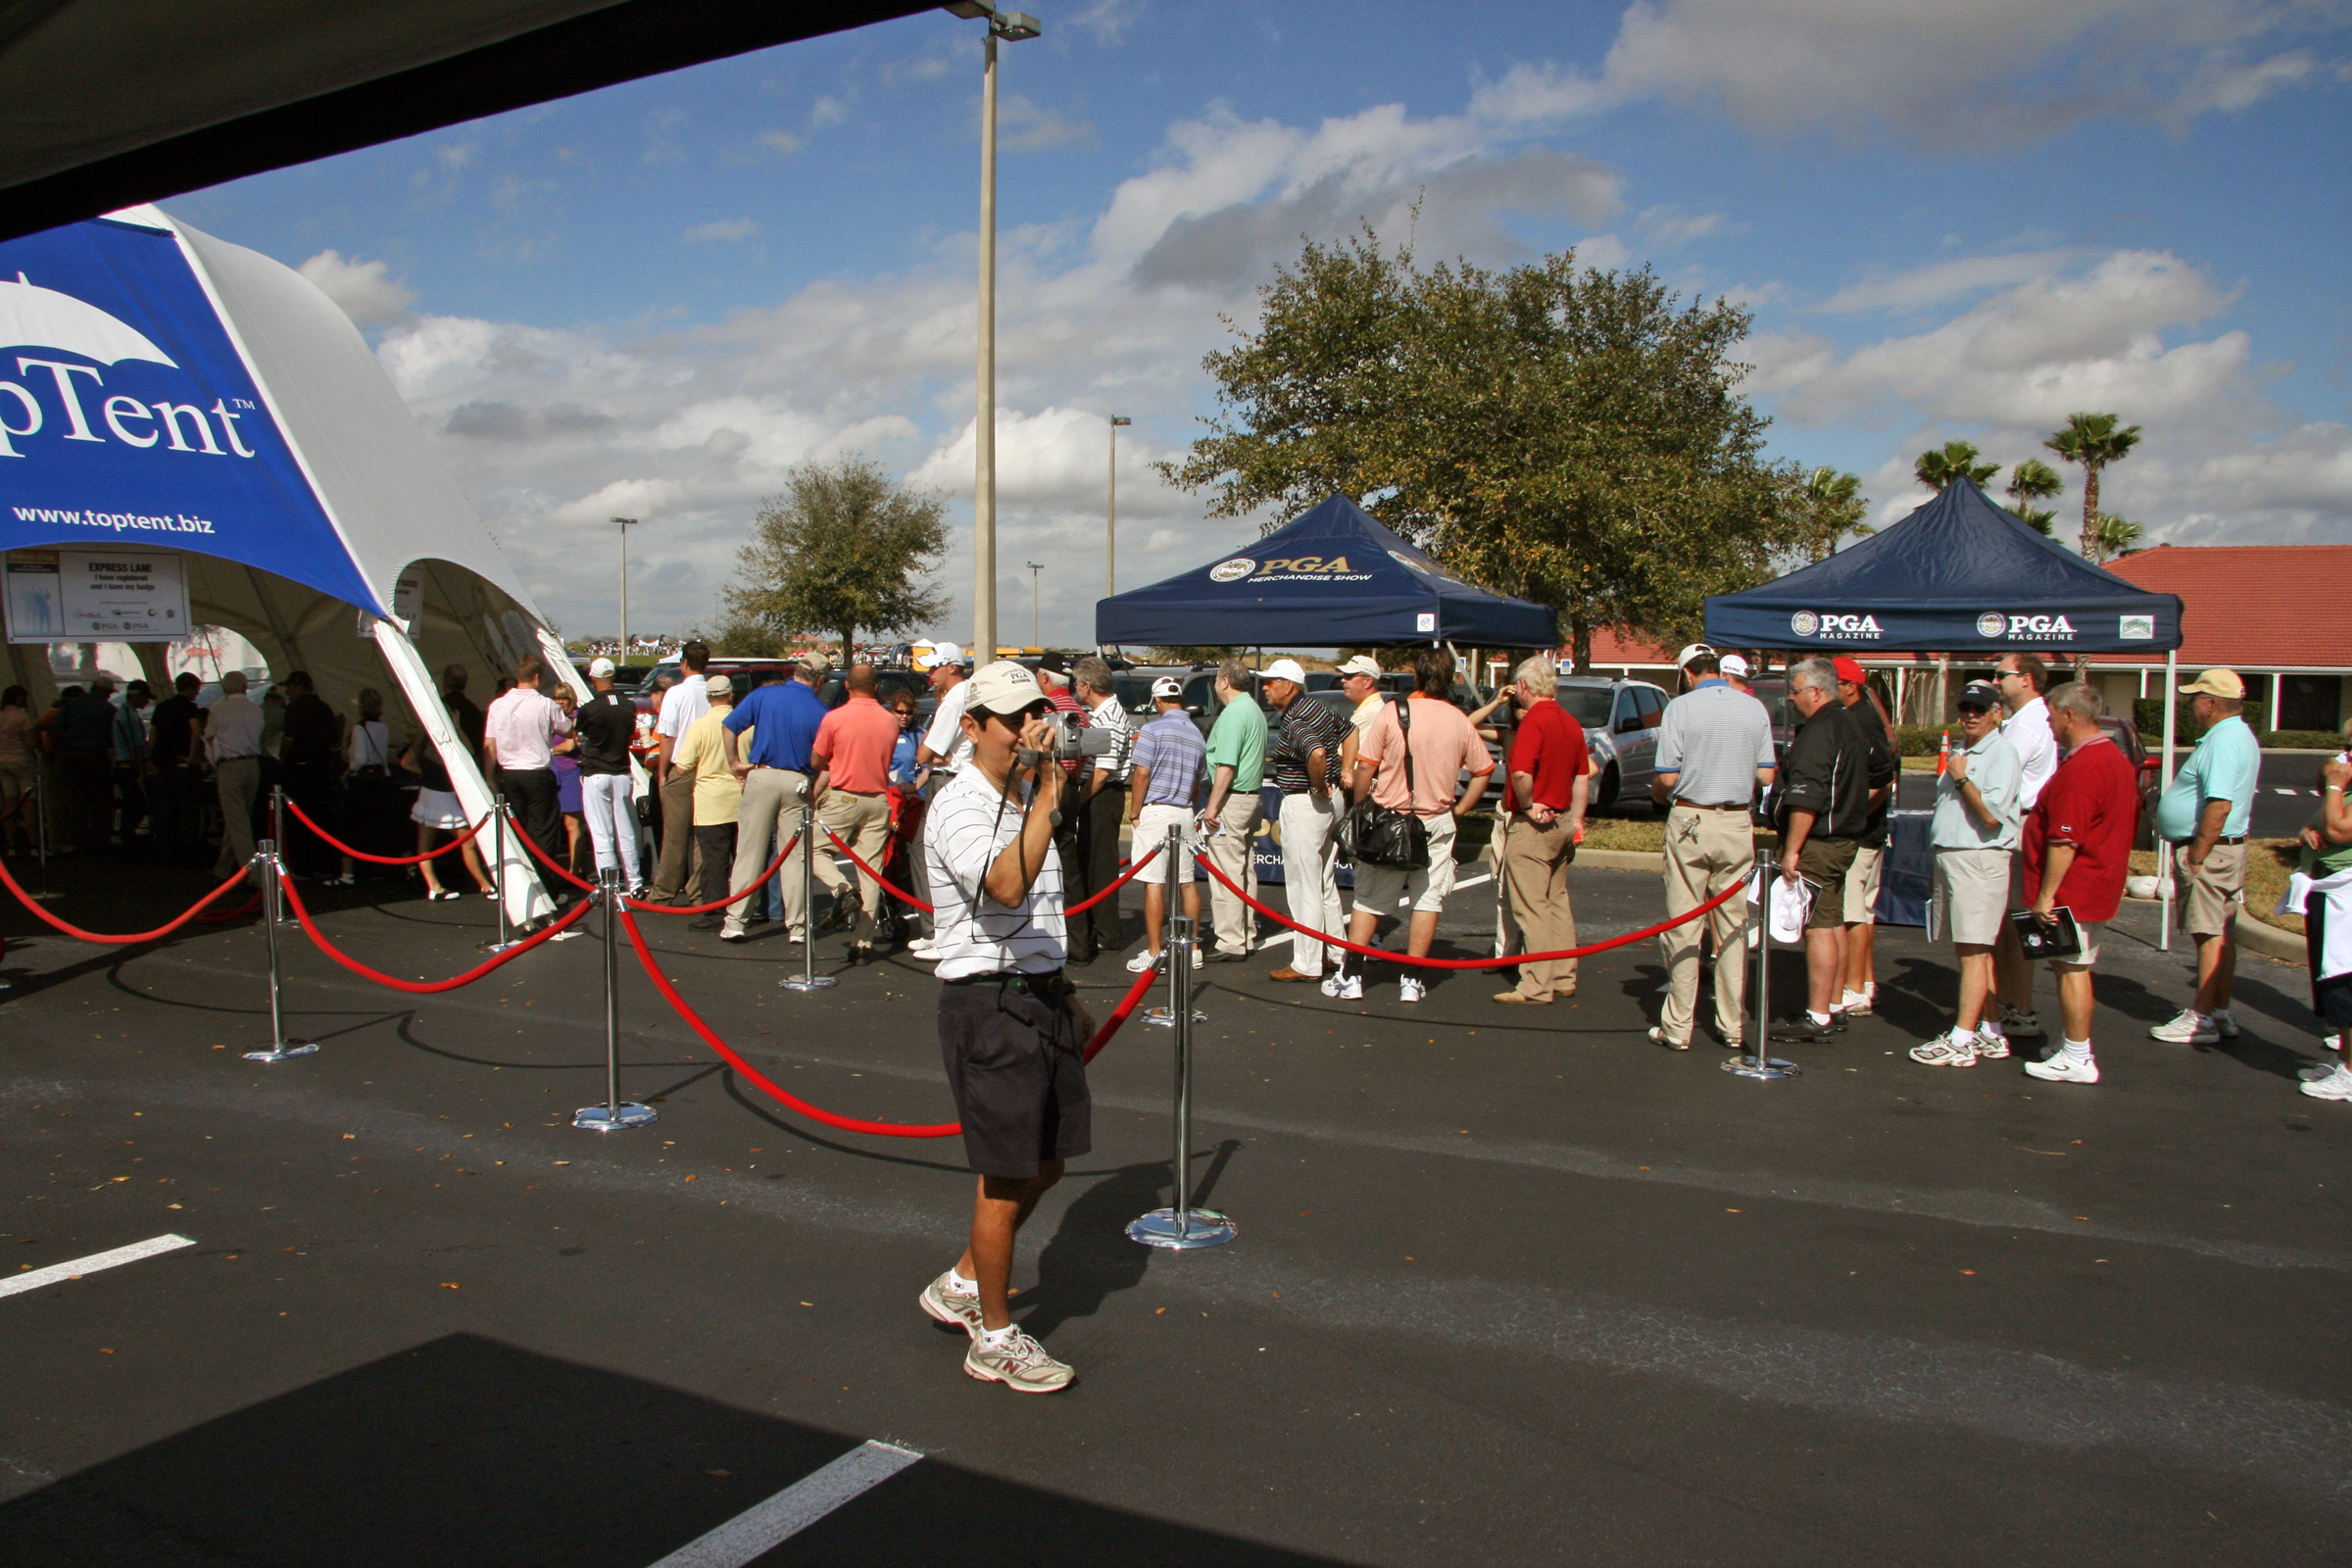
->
[2159,647,2179,953]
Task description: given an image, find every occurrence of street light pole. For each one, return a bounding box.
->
[1107,414,1130,602]
[949,2,1040,665]
[1025,561,1044,649]
[612,516,637,662]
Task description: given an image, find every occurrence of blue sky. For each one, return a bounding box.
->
[162,0,2352,647]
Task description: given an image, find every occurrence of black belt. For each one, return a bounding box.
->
[2210,836,2247,847]
[1676,801,1749,811]
[947,969,1071,997]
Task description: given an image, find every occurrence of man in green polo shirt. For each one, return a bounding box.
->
[2151,667,2263,1045]
[1200,657,1268,961]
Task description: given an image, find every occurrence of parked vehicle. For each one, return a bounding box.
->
[1554,676,1672,811]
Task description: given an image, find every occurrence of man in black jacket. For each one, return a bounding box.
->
[1772,657,1875,1044]
[1833,656,1900,1016]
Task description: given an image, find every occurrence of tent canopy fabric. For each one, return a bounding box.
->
[1096,493,1559,649]
[0,0,931,244]
[1702,477,2183,654]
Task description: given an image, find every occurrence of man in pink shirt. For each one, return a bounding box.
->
[1331,647,1494,1004]
[810,662,905,956]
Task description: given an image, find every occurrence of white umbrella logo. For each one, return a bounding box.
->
[0,273,178,368]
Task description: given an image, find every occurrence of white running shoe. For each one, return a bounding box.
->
[1909,1036,1978,1067]
[908,937,937,956]
[2210,1007,2241,1039]
[1321,971,1363,1001]
[918,1272,986,1338]
[2299,1057,2345,1082]
[2149,1008,2219,1045]
[2300,1063,2352,1101]
[1398,976,1426,1004]
[964,1326,1074,1393]
[1999,1006,2045,1040]
[1839,986,1875,1016]
[2024,1049,2100,1084]
[1974,1027,2012,1059]
[1125,949,1159,974]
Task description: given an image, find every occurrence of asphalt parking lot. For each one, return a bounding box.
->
[3,855,2347,1566]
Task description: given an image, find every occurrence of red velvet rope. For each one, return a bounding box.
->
[282,797,491,865]
[818,821,1150,917]
[277,870,594,991]
[506,808,801,915]
[1195,852,1749,968]
[619,902,1157,1138]
[0,854,256,944]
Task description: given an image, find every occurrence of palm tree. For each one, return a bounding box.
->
[1914,439,1999,492]
[2088,512,2143,564]
[1800,466,1868,560]
[2044,412,2142,561]
[2003,459,2063,535]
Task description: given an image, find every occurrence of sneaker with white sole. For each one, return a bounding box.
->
[1320,971,1363,1001]
[2299,1058,2346,1082]
[918,1272,986,1338]
[1839,986,1875,1016]
[1647,1025,1690,1052]
[2210,1007,2241,1039]
[964,1327,1073,1393]
[2150,1008,2219,1045]
[1974,1028,2012,1059]
[2024,1049,2100,1084]
[1398,976,1426,1004]
[1999,1006,2045,1040]
[1125,949,1160,974]
[1909,1036,1979,1067]
[2300,1063,2352,1101]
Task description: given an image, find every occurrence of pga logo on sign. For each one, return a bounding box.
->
[1788,610,1883,640]
[1207,558,1255,584]
[1977,611,2079,642]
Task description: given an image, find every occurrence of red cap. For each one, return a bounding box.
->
[1831,656,1867,684]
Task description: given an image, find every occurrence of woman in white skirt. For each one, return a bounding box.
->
[401,727,496,901]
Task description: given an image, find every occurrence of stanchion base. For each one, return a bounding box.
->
[28,890,65,901]
[243,1041,318,1062]
[1722,1055,1800,1080]
[1126,1207,1238,1250]
[482,938,523,955]
[1142,1006,1208,1028]
[777,974,839,991]
[573,1102,658,1131]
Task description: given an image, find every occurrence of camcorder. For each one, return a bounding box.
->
[1045,710,1121,761]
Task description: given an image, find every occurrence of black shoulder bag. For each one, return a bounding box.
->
[1337,696,1430,870]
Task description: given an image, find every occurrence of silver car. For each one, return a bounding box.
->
[1554,676,1673,812]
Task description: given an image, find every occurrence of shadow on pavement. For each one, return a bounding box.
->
[0,1333,1347,1568]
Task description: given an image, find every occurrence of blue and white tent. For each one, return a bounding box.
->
[0,208,578,919]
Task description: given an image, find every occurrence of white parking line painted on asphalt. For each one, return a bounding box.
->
[646,1440,921,1567]
[0,1234,195,1299]
[1453,871,1493,891]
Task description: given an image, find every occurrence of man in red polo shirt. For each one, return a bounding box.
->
[810,663,905,957]
[1494,655,1589,1004]
[2019,681,2140,1085]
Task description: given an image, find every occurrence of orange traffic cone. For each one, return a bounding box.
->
[1936,729,1951,776]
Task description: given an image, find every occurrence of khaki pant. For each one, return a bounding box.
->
[816,789,892,937]
[724,766,812,939]
[1276,791,1341,976]
[2177,840,2248,937]
[212,756,262,886]
[1204,792,1263,954]
[1500,812,1578,1000]
[1657,804,1752,1044]
[651,767,696,901]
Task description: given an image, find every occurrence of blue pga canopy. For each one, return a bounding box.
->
[1096,492,1558,648]
[1703,476,2183,654]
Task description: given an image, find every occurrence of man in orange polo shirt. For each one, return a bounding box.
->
[810,662,904,957]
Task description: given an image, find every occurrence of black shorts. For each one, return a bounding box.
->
[938,978,1092,1179]
[1797,837,1858,930]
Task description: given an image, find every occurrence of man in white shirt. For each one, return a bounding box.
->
[204,670,266,885]
[648,640,712,903]
[907,642,971,956]
[913,660,1085,1396]
[482,655,573,869]
[1990,652,2060,1043]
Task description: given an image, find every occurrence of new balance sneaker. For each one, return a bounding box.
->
[918,1272,986,1338]
[1647,1025,1690,1052]
[1839,986,1876,1016]
[2024,1048,2100,1084]
[1320,971,1363,1001]
[964,1326,1073,1393]
[2149,1008,2219,1045]
[2300,1063,2352,1101]
[2209,1007,2241,1039]
[1398,976,1427,1004]
[1998,1005,2044,1040]
[1909,1035,1979,1068]
[1974,1027,2012,1059]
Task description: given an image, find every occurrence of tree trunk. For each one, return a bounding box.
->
[2080,465,2101,562]
[840,625,856,667]
[1569,612,1592,676]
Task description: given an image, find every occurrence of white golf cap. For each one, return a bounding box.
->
[1674,642,1716,669]
[1259,658,1307,685]
[587,657,615,677]
[917,641,966,670]
[963,659,1050,716]
[1336,654,1383,679]
[1720,654,1750,678]
[1151,674,1185,699]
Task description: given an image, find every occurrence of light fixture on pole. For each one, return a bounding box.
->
[945,1,1042,664]
[1024,561,1045,649]
[612,516,637,662]
[1107,415,1130,601]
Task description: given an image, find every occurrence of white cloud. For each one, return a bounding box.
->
[1813,250,2089,314]
[682,219,759,244]
[296,249,416,327]
[1067,0,1142,46]
[810,94,849,128]
[756,129,806,156]
[999,93,1096,152]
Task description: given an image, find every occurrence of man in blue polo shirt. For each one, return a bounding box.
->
[719,654,832,944]
[2150,667,2262,1044]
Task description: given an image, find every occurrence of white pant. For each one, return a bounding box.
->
[1277,791,1340,975]
[581,771,640,885]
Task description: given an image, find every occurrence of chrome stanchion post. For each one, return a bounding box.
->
[1144,832,1204,1027]
[269,786,289,922]
[1127,908,1235,1249]
[575,866,656,1130]
[778,798,836,992]
[243,842,316,1062]
[1725,847,1797,1080]
[485,793,518,954]
[32,767,58,900]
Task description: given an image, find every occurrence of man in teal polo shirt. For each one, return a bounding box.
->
[2151,668,2262,1045]
[1200,657,1268,960]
